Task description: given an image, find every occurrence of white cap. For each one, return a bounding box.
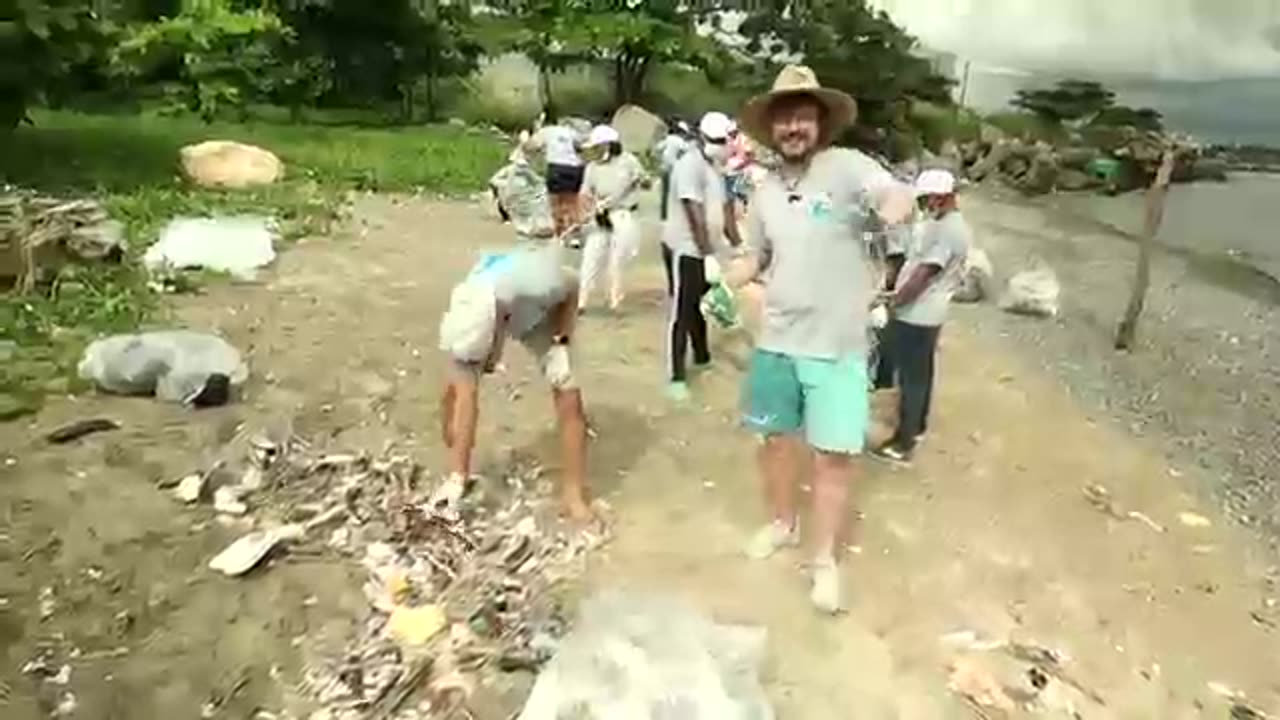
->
[699,111,734,141]
[586,124,621,147]
[914,169,956,196]
[438,279,497,362]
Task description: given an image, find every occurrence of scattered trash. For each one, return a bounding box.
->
[1232,703,1272,720]
[143,215,277,280]
[1,193,125,292]
[207,525,302,577]
[953,247,995,304]
[38,586,56,620]
[947,655,1016,713]
[1000,265,1060,318]
[173,473,206,504]
[517,591,773,720]
[213,485,249,516]
[1082,484,1165,532]
[44,418,121,444]
[387,604,447,647]
[1178,511,1212,529]
[78,331,248,406]
[53,690,77,717]
[1209,681,1245,700]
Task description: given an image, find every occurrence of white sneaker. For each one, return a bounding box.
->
[744,520,799,560]
[810,557,843,614]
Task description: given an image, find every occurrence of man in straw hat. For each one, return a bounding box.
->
[438,244,594,524]
[728,64,913,613]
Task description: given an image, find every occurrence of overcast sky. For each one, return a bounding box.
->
[870,0,1280,81]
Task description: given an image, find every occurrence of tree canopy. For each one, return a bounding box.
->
[1011,79,1116,124]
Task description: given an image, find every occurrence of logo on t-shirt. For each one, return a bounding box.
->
[808,192,833,222]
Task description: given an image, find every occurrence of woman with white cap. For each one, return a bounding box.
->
[438,244,594,523]
[578,123,649,312]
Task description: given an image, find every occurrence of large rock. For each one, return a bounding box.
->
[611,104,666,155]
[180,141,283,189]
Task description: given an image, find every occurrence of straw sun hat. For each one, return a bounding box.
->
[739,64,858,149]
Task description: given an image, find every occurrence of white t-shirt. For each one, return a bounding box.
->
[536,125,582,168]
[584,152,646,210]
[895,210,971,327]
[662,149,726,258]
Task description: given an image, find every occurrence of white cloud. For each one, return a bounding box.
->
[870,0,1280,81]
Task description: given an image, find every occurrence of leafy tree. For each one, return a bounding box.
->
[1092,105,1163,133]
[737,0,953,152]
[0,0,110,129]
[483,0,711,110]
[1011,79,1116,124]
[112,0,288,121]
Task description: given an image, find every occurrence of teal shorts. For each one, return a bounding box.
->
[741,349,869,454]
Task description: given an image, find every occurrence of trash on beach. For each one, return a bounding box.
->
[208,525,302,577]
[517,591,774,720]
[947,656,1016,713]
[1178,511,1212,529]
[174,473,206,504]
[387,604,447,647]
[44,418,121,444]
[1000,265,1060,318]
[143,215,277,280]
[77,330,248,406]
[953,247,995,304]
[213,485,249,516]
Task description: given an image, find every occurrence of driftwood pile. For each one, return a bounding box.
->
[0,191,124,292]
[188,432,599,720]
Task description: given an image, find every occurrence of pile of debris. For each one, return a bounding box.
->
[183,432,599,719]
[954,127,1220,197]
[0,191,124,292]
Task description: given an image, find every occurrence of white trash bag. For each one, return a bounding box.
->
[143,216,277,280]
[77,331,249,406]
[1000,265,1060,318]
[953,247,995,304]
[518,590,775,720]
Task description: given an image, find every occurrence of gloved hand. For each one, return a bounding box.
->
[703,255,723,284]
[541,345,574,388]
[869,304,889,329]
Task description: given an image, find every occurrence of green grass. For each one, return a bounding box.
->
[0,109,506,413]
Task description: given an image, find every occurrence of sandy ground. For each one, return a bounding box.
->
[1,193,1277,719]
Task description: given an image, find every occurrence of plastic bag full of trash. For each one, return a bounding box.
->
[518,590,775,720]
[1000,265,1060,318]
[143,216,277,280]
[77,331,248,406]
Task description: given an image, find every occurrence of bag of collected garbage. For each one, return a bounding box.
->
[953,247,995,304]
[143,216,277,280]
[701,282,740,330]
[1000,265,1060,318]
[518,591,774,720]
[77,331,249,406]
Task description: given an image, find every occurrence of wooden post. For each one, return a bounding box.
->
[1114,148,1178,350]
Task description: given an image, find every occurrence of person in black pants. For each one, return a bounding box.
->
[874,169,971,465]
[660,111,737,402]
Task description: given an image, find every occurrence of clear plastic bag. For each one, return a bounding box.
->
[1000,265,1060,318]
[77,331,249,406]
[518,590,774,720]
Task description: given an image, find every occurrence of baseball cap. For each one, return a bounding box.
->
[586,124,621,147]
[914,169,956,196]
[698,111,734,141]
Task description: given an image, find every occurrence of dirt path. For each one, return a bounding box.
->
[2,194,1277,719]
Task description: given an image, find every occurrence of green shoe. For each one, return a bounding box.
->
[666,381,691,402]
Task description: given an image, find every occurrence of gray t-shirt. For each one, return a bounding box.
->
[747,147,899,360]
[662,149,725,258]
[469,245,575,339]
[895,210,971,327]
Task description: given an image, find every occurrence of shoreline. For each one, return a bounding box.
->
[960,188,1280,554]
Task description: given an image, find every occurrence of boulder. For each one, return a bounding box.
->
[180,141,284,189]
[611,104,666,155]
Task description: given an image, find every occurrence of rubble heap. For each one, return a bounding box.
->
[187,433,600,720]
[0,191,124,292]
